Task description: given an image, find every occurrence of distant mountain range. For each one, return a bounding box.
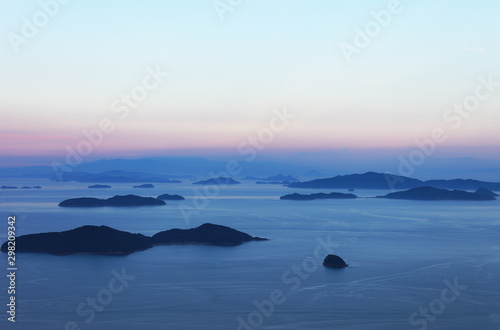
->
[53,170,181,183]
[288,172,500,191]
[0,157,316,179]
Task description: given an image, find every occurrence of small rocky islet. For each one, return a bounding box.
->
[323,255,349,268]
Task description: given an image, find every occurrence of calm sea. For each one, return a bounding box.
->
[0,179,499,329]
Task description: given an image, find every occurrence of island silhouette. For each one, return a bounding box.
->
[193,177,241,185]
[88,184,111,189]
[377,186,496,201]
[157,193,185,200]
[153,223,267,246]
[289,172,500,191]
[323,255,348,268]
[58,194,166,207]
[280,187,496,201]
[133,184,154,188]
[474,187,499,197]
[0,223,268,255]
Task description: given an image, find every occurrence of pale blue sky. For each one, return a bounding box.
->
[1,0,499,160]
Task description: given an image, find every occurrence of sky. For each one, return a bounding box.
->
[1,0,499,167]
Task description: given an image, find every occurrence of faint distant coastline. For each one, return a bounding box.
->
[51,170,181,184]
[88,184,111,189]
[0,223,268,255]
[256,181,293,185]
[280,192,357,200]
[152,223,267,246]
[193,177,240,185]
[242,174,298,182]
[1,186,41,189]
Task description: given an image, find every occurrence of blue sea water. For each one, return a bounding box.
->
[0,180,499,329]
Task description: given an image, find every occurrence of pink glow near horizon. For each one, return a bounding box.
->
[1,126,499,158]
